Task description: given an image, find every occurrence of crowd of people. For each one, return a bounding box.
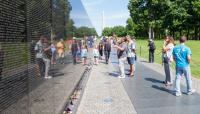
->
[93,34,195,97]
[90,35,137,78]
[34,35,99,79]
[34,34,195,97]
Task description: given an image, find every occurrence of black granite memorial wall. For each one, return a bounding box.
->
[0,0,67,113]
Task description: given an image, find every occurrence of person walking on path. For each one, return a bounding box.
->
[98,42,103,60]
[162,36,175,86]
[93,45,99,65]
[104,38,111,64]
[81,45,88,65]
[71,40,78,64]
[126,35,136,77]
[56,39,65,64]
[113,38,127,78]
[148,39,156,63]
[173,36,195,96]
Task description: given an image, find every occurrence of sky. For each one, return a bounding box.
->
[69,0,93,28]
[69,0,130,36]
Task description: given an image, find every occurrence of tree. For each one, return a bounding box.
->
[102,27,113,36]
[112,26,127,37]
[65,19,76,37]
[126,18,137,36]
[74,26,97,38]
[102,26,127,37]
[128,0,200,40]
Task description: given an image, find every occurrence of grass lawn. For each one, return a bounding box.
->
[136,39,200,79]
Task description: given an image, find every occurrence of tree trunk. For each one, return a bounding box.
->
[149,27,154,40]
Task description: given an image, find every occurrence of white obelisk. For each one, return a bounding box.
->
[102,11,105,32]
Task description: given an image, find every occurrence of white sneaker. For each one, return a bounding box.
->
[118,75,125,79]
[187,89,196,95]
[45,76,52,79]
[175,93,182,97]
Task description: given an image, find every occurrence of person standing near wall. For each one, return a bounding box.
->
[173,36,195,96]
[42,37,52,79]
[104,38,111,64]
[81,45,88,65]
[50,41,56,65]
[162,36,175,86]
[71,39,78,64]
[98,42,103,60]
[56,39,65,64]
[113,38,127,78]
[93,45,99,65]
[35,36,45,77]
[148,39,156,63]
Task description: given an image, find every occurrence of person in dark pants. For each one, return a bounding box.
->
[0,44,4,80]
[162,36,175,86]
[148,39,156,63]
[98,42,103,60]
[35,36,45,77]
[104,38,111,64]
[71,40,78,64]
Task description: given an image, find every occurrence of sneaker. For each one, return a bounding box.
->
[165,82,173,86]
[187,89,196,95]
[44,76,52,79]
[118,75,125,79]
[175,93,182,97]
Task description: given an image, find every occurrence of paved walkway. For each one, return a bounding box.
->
[77,62,137,114]
[77,49,200,114]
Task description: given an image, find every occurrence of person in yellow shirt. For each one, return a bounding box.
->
[57,39,65,64]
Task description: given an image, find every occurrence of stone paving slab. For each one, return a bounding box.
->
[77,62,137,114]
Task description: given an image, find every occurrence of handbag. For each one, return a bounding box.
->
[163,53,169,63]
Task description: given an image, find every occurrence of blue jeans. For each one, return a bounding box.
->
[175,66,192,94]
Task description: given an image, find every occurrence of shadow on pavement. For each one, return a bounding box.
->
[109,72,119,77]
[140,60,149,63]
[111,61,119,64]
[152,85,174,95]
[145,77,164,84]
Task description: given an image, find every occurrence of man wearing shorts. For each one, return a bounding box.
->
[126,35,136,77]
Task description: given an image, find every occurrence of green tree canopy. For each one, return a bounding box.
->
[102,26,127,37]
[74,26,97,38]
[128,0,200,40]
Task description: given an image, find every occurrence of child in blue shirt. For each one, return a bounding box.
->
[93,45,99,65]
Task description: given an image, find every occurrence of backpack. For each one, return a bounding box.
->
[149,43,156,50]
